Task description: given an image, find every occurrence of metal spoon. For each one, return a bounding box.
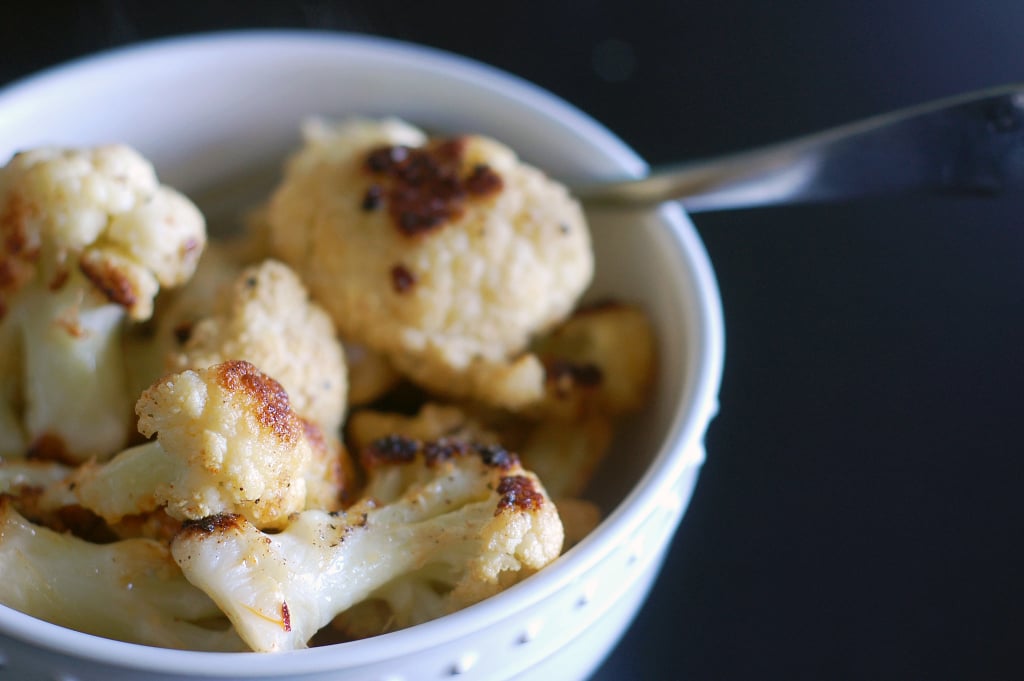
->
[573,83,1024,213]
[194,84,1024,224]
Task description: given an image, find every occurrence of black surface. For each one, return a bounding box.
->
[4,2,1024,680]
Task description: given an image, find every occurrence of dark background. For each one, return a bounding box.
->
[4,2,1024,679]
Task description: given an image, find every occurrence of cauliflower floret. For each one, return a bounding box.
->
[513,301,656,499]
[345,401,501,454]
[124,237,248,403]
[0,498,244,651]
[532,301,657,421]
[346,402,604,549]
[171,436,563,651]
[266,118,592,410]
[0,145,205,461]
[37,360,340,531]
[169,259,349,433]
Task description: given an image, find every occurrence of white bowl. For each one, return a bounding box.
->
[0,30,723,681]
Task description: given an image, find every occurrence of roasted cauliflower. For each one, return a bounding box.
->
[266,117,592,410]
[0,145,205,461]
[0,498,244,651]
[169,259,349,433]
[0,125,657,653]
[171,436,563,651]
[532,301,657,421]
[32,360,346,532]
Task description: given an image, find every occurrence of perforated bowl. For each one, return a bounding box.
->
[0,31,723,681]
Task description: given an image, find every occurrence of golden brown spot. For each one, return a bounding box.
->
[464,164,503,196]
[474,443,518,469]
[363,434,420,467]
[363,137,504,237]
[496,475,544,514]
[172,321,194,344]
[55,505,120,543]
[421,438,473,466]
[177,512,245,537]
[214,360,300,444]
[47,266,70,292]
[26,433,74,464]
[112,509,183,543]
[1,192,38,256]
[0,193,40,300]
[544,358,604,398]
[390,264,416,293]
[55,311,87,339]
[301,418,328,456]
[79,256,137,309]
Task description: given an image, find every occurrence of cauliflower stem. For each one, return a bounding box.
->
[0,498,245,651]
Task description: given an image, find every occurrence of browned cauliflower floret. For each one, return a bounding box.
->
[266,118,593,411]
[532,301,657,421]
[170,436,563,651]
[345,401,501,454]
[514,301,657,499]
[0,145,205,461]
[346,402,603,544]
[33,360,343,532]
[0,498,244,650]
[169,259,349,433]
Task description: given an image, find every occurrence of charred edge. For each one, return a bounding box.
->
[26,433,74,465]
[464,164,503,196]
[281,601,292,632]
[544,358,604,394]
[364,434,420,466]
[573,298,626,315]
[475,443,519,470]
[361,184,383,211]
[172,321,194,344]
[179,512,244,535]
[496,475,544,515]
[55,505,121,544]
[78,256,137,309]
[390,263,416,293]
[362,137,503,237]
[422,438,473,466]
[340,512,369,531]
[214,360,300,443]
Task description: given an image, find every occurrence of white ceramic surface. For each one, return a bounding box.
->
[0,31,724,681]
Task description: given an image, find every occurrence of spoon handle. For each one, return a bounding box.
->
[574,84,1024,212]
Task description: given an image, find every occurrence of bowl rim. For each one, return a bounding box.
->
[0,28,725,676]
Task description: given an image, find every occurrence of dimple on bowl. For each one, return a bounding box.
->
[0,30,724,681]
